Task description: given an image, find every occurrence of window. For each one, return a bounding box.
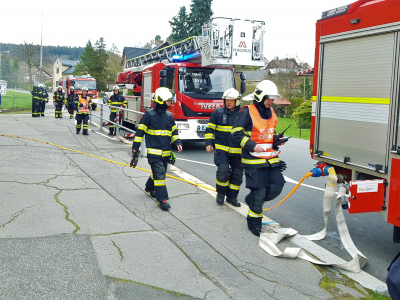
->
[56,68,59,74]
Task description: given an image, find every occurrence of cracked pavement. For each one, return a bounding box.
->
[0,112,372,300]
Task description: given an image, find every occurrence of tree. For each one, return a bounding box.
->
[155,35,162,42]
[188,0,213,36]
[74,40,95,75]
[93,37,108,91]
[16,41,40,89]
[1,52,12,81]
[293,100,312,129]
[298,77,312,101]
[169,6,190,42]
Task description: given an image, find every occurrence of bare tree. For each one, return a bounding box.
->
[17,41,40,89]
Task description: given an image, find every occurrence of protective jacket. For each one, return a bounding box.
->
[232,102,281,168]
[40,88,49,102]
[132,103,181,158]
[67,92,78,105]
[75,95,92,114]
[53,91,65,103]
[205,105,241,156]
[31,86,41,100]
[108,93,127,112]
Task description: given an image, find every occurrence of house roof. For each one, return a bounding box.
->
[242,71,267,82]
[274,95,291,105]
[63,66,76,75]
[265,58,299,70]
[58,59,79,67]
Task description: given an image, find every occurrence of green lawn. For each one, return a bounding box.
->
[1,91,33,109]
[276,117,310,140]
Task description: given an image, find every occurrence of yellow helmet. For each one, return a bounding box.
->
[154,87,175,105]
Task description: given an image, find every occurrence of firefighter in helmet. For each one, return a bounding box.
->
[205,88,242,207]
[53,86,65,118]
[74,87,92,135]
[38,83,49,117]
[130,87,182,211]
[31,84,41,117]
[232,80,287,237]
[108,85,127,135]
[66,86,78,119]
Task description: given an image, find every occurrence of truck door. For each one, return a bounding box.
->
[142,72,152,109]
[316,33,396,172]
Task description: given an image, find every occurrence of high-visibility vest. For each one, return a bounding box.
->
[78,96,90,114]
[248,104,280,159]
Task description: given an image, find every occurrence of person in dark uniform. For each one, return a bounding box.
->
[31,84,41,117]
[205,88,242,207]
[130,87,182,211]
[53,86,65,118]
[66,86,78,119]
[74,87,92,135]
[108,85,127,136]
[232,80,287,237]
[38,83,49,117]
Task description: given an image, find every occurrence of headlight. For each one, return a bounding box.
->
[177,123,190,130]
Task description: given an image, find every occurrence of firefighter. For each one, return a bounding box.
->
[38,83,49,117]
[232,80,287,237]
[53,86,65,118]
[74,87,92,135]
[31,84,41,117]
[108,85,127,135]
[66,86,78,119]
[205,88,242,207]
[130,87,182,211]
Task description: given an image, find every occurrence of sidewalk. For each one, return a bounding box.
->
[0,111,383,300]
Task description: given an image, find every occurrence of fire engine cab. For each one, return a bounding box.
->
[117,18,265,140]
[310,0,400,242]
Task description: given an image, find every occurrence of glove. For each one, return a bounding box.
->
[279,160,287,172]
[130,150,140,168]
[169,152,176,165]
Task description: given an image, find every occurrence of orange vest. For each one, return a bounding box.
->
[248,104,281,159]
[78,96,90,113]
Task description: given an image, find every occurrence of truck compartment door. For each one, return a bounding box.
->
[348,179,385,213]
[143,73,152,109]
[316,33,395,171]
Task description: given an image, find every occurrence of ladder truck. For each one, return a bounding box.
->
[310,0,400,242]
[116,18,265,140]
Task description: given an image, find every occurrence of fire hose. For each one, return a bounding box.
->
[1,134,366,272]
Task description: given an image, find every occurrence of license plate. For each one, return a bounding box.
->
[198,125,207,132]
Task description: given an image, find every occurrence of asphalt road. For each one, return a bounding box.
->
[174,138,400,283]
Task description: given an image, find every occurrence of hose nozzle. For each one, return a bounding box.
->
[310,163,332,178]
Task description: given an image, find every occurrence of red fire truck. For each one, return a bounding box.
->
[310,0,400,242]
[59,75,98,110]
[117,18,266,140]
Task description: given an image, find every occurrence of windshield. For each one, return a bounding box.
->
[179,67,234,100]
[73,80,96,90]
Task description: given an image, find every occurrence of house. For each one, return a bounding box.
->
[263,58,299,75]
[53,59,79,90]
[242,70,268,83]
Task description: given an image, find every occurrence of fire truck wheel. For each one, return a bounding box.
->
[394,225,400,243]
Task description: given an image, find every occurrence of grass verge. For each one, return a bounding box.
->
[276,117,310,140]
[1,91,32,110]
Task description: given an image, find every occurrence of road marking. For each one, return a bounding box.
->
[176,157,215,167]
[91,129,117,140]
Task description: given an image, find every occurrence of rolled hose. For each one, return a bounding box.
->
[263,172,313,212]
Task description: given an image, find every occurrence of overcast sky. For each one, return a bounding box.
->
[1,0,352,66]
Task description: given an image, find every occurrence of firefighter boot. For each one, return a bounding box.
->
[226,197,241,207]
[145,188,156,198]
[216,194,225,205]
[83,130,89,136]
[247,216,263,237]
[76,129,80,134]
[109,127,114,136]
[159,200,170,211]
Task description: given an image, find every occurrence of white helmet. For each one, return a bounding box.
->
[57,86,62,91]
[154,87,175,105]
[81,87,88,92]
[252,80,279,102]
[113,85,119,91]
[222,88,240,106]
[38,83,43,88]
[69,86,75,90]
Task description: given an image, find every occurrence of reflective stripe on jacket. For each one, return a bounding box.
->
[77,96,90,114]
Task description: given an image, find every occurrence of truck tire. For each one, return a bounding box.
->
[394,225,400,243]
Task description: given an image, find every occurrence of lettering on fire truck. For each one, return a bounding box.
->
[199,103,221,110]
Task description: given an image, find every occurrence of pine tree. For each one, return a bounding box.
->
[93,37,108,91]
[188,0,213,36]
[74,40,95,75]
[169,6,190,42]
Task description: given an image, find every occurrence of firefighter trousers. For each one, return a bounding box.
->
[38,100,46,116]
[32,98,40,117]
[76,113,89,134]
[54,102,63,118]
[67,103,74,118]
[109,111,122,134]
[214,151,243,199]
[244,166,285,231]
[145,156,169,202]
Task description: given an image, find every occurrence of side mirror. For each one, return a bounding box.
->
[240,73,246,81]
[241,81,246,94]
[159,70,167,78]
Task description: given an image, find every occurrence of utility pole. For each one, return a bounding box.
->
[40,12,43,84]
